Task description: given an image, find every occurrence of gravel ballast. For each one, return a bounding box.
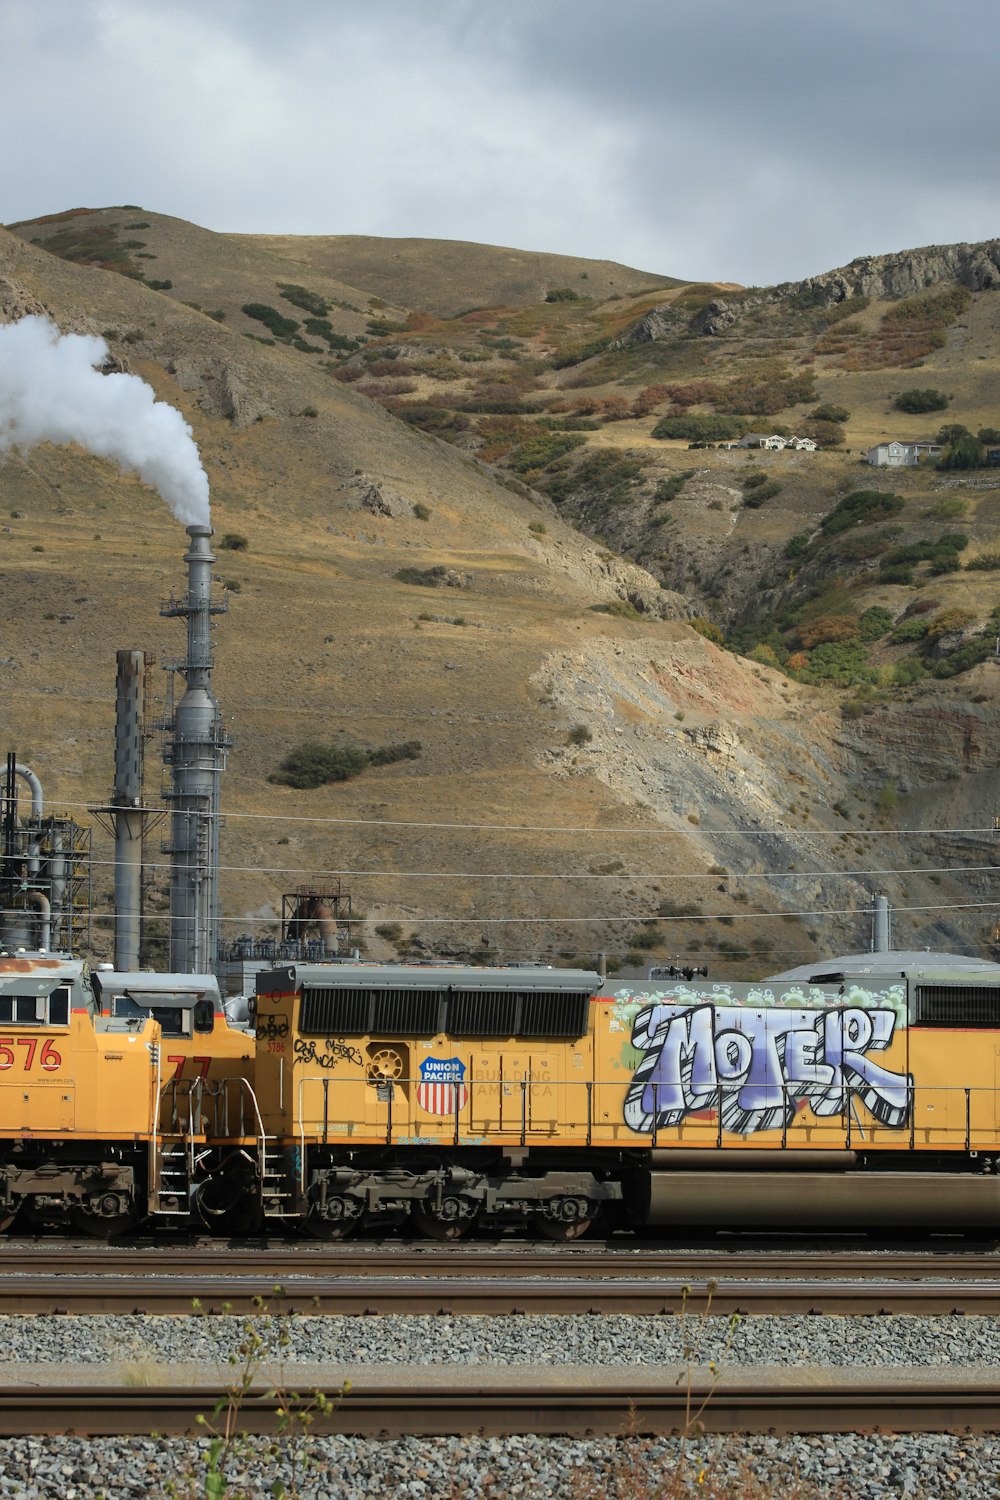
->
[0,1431,994,1498]
[0,1311,996,1367]
[1,1312,998,1496]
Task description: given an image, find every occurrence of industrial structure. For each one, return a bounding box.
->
[0,524,358,979]
[159,524,229,974]
[0,755,91,954]
[91,650,158,971]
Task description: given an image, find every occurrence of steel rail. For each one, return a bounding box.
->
[0,1245,997,1280]
[1,1274,1000,1315]
[0,1380,996,1436]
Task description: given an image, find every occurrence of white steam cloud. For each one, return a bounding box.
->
[0,316,210,526]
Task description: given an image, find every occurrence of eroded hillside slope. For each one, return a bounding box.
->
[2,211,999,970]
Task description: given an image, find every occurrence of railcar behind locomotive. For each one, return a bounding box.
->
[247,954,1000,1239]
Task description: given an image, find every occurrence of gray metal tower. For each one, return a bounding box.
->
[161,525,229,973]
[91,650,156,970]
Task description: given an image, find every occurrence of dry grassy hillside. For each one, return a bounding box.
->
[3,208,1000,972]
[228,233,682,317]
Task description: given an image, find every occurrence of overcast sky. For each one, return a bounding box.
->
[3,0,997,287]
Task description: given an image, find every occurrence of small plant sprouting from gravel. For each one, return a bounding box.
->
[167,1291,348,1500]
[567,723,593,747]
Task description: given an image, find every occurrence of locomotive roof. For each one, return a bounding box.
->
[769,950,1000,984]
[0,952,84,995]
[256,963,602,994]
[91,970,221,1001]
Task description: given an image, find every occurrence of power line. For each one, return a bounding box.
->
[38,802,1000,838]
[79,854,1000,882]
[78,899,1000,927]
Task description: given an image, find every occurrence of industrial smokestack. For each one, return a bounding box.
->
[872,893,892,953]
[162,525,228,973]
[112,651,144,970]
[91,651,155,968]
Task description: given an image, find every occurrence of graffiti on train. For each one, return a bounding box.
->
[624,1003,912,1135]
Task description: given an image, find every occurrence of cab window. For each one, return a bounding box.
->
[0,987,70,1026]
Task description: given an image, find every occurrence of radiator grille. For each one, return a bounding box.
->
[913,984,1000,1027]
[299,988,369,1035]
[298,983,593,1039]
[519,991,592,1039]
[448,989,518,1038]
[372,989,442,1035]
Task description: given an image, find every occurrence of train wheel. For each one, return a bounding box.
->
[531,1201,600,1242]
[412,1200,479,1241]
[69,1196,139,1239]
[304,1214,359,1241]
[304,1195,363,1240]
[0,1200,19,1234]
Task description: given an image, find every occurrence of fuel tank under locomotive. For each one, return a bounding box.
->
[637,1155,1000,1231]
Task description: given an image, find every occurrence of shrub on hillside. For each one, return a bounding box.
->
[544,448,650,507]
[242,303,300,339]
[691,616,724,644]
[743,481,782,507]
[651,414,746,442]
[819,490,904,536]
[810,404,850,424]
[894,388,949,413]
[508,432,586,473]
[803,419,847,448]
[717,368,817,416]
[651,469,695,505]
[857,606,894,641]
[937,434,983,471]
[277,282,330,317]
[545,287,581,302]
[270,738,422,788]
[797,614,860,649]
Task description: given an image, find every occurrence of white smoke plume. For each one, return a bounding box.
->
[0,315,210,526]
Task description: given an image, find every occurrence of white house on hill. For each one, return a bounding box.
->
[865,440,942,467]
[737,433,818,452]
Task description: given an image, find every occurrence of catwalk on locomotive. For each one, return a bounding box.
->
[3,948,1000,1239]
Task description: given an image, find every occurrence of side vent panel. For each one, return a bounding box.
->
[448,990,518,1038]
[519,991,592,1039]
[913,984,1000,1028]
[300,988,370,1035]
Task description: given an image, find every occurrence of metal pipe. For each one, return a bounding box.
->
[26,890,51,951]
[13,765,42,822]
[49,827,66,951]
[872,893,891,953]
[112,650,144,971]
[14,764,44,879]
[162,526,228,974]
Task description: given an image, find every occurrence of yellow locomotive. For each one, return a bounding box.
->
[249,955,1000,1239]
[0,954,257,1234]
[7,949,1000,1239]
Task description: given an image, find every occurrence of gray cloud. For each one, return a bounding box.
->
[3,0,997,286]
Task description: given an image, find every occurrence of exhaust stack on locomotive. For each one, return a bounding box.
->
[160,525,229,974]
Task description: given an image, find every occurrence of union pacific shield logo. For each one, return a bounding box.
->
[417,1057,468,1115]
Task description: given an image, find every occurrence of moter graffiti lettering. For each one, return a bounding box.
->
[624,1003,912,1136]
[293,1037,363,1069]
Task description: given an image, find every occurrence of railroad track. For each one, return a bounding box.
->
[0,1273,998,1315]
[0,1378,995,1435]
[0,1244,997,1280]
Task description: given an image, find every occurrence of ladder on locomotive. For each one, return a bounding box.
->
[259,1143,296,1219]
[148,1078,201,1222]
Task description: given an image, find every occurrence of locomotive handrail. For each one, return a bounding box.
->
[283,1074,1000,1154]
